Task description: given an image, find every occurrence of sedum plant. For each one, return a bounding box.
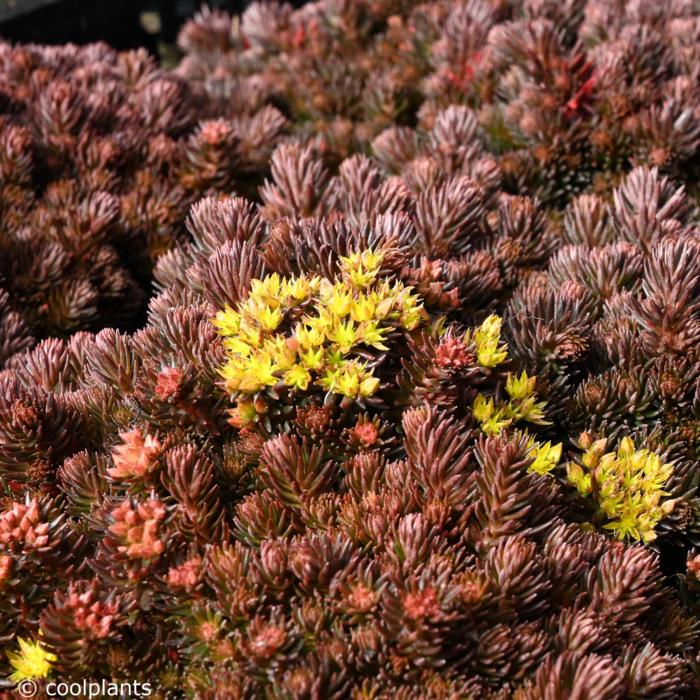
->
[1,0,700,696]
[214,248,423,408]
[568,435,676,543]
[6,636,56,682]
[0,39,287,367]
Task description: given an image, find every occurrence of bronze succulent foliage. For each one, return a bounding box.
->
[1,0,700,697]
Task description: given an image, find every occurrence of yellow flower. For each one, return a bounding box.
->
[7,637,56,681]
[346,249,383,272]
[472,394,495,423]
[264,337,297,371]
[334,364,361,397]
[220,356,248,392]
[505,370,536,401]
[350,294,377,322]
[511,396,550,425]
[319,366,340,393]
[227,400,257,428]
[399,305,424,331]
[567,437,674,543]
[284,365,312,391]
[527,440,562,476]
[397,287,421,310]
[324,286,353,317]
[359,375,380,397]
[295,323,325,350]
[581,438,607,469]
[299,346,324,370]
[212,307,241,336]
[340,249,383,288]
[374,290,397,320]
[603,514,642,542]
[481,412,512,436]
[327,319,360,353]
[223,336,255,357]
[250,273,282,301]
[318,361,379,398]
[473,395,510,435]
[566,462,592,495]
[618,436,635,457]
[303,309,334,337]
[214,250,424,403]
[359,321,390,350]
[238,321,263,349]
[474,314,508,367]
[395,288,424,330]
[325,349,345,369]
[238,352,278,392]
[284,275,314,302]
[345,268,378,290]
[256,305,284,332]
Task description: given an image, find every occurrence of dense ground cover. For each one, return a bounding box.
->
[1,1,700,697]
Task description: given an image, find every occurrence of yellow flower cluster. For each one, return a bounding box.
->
[213,249,424,401]
[463,316,561,477]
[469,314,509,368]
[472,370,549,436]
[567,436,675,543]
[526,436,563,476]
[7,637,56,682]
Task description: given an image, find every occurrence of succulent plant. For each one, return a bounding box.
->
[1,0,700,696]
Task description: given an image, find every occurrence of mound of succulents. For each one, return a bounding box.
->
[0,38,287,364]
[2,0,700,697]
